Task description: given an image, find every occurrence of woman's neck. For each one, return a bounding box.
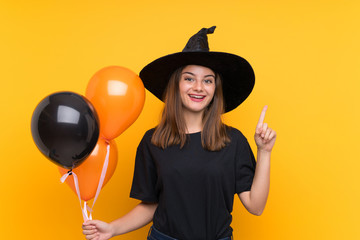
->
[182,110,204,133]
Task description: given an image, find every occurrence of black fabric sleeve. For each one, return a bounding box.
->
[130,132,159,202]
[235,135,256,194]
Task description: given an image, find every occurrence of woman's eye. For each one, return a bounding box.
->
[184,77,193,81]
[204,79,213,84]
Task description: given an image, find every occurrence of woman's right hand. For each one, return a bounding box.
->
[82,220,114,240]
[81,202,157,239]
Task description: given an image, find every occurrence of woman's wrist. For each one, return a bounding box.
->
[257,148,272,162]
[108,221,119,237]
[257,148,272,155]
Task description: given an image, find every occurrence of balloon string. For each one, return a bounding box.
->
[60,143,110,221]
[90,143,110,214]
[60,170,90,221]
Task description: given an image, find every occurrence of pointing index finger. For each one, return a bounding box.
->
[257,105,268,128]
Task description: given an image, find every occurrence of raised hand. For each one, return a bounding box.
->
[254,106,276,152]
[82,220,114,240]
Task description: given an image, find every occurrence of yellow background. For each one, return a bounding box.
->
[1,0,359,239]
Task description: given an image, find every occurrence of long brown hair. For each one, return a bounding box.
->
[151,66,230,151]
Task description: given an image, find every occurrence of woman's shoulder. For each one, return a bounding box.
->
[139,127,159,144]
[140,127,155,141]
[227,126,248,142]
[144,127,156,136]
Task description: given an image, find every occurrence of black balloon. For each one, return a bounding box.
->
[31,92,100,169]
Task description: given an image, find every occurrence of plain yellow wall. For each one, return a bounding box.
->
[1,0,359,239]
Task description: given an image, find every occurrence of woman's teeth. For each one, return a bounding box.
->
[189,95,204,99]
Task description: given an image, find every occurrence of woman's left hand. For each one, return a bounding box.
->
[254,106,277,152]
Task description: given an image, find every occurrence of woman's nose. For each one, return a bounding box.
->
[193,80,203,91]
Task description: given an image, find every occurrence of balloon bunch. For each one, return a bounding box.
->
[31,66,145,220]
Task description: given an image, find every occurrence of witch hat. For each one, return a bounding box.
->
[140,26,255,113]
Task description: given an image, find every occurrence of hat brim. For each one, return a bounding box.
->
[139,51,255,113]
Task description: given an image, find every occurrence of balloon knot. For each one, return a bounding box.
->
[67,170,73,175]
[100,136,110,144]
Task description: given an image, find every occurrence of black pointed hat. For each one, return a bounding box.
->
[139,26,255,113]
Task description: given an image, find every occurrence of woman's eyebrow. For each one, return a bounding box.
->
[204,74,215,78]
[182,72,195,76]
[182,72,215,78]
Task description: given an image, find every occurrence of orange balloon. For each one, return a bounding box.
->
[59,139,118,201]
[85,66,145,140]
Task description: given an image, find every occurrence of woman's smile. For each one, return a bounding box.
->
[188,94,206,102]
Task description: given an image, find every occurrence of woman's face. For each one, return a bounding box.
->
[179,65,216,114]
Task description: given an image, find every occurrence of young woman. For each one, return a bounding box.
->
[82,26,276,240]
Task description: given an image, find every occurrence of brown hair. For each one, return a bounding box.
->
[151,66,230,151]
